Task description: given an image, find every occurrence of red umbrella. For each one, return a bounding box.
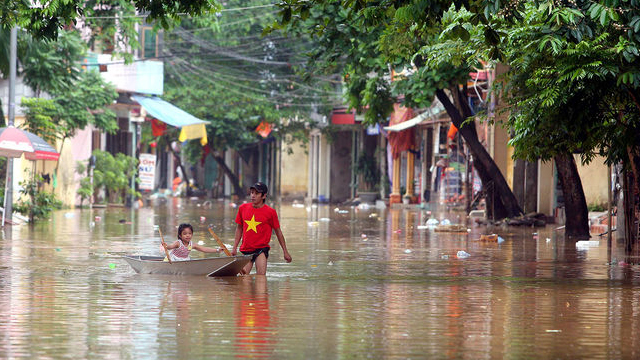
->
[0,126,59,160]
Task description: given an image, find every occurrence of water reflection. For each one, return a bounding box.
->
[0,200,640,358]
[235,276,273,358]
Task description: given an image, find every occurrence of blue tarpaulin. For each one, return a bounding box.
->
[132,95,208,145]
[132,95,208,127]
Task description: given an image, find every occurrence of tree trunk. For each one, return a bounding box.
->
[208,147,244,198]
[436,88,522,220]
[168,144,190,193]
[622,169,636,252]
[554,153,590,239]
[624,147,640,252]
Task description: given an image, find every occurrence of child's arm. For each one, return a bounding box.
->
[192,243,223,253]
[163,240,180,250]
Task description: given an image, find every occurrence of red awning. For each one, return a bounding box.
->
[331,108,356,125]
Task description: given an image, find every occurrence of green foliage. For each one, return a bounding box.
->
[75,161,93,206]
[21,69,119,146]
[355,152,380,191]
[588,202,607,212]
[19,29,85,95]
[1,0,221,43]
[91,150,140,204]
[163,0,338,161]
[14,173,62,222]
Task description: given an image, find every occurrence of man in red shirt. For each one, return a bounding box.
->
[232,182,292,275]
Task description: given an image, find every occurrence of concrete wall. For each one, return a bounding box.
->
[576,154,608,207]
[537,160,555,215]
[280,138,308,200]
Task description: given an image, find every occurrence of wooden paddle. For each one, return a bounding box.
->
[208,227,232,256]
[158,227,172,264]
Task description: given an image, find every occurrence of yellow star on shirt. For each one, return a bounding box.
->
[244,215,262,233]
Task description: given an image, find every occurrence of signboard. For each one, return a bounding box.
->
[138,153,157,191]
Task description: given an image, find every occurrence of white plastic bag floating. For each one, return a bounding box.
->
[426,218,439,226]
[456,250,470,259]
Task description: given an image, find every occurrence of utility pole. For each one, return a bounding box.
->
[3,26,17,226]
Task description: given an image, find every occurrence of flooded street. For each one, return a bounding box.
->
[1,199,640,359]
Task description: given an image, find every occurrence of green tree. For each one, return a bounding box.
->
[21,69,119,163]
[91,149,140,204]
[161,0,340,196]
[272,0,523,219]
[0,0,221,41]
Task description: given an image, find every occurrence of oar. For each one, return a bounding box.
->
[208,227,232,256]
[158,227,172,264]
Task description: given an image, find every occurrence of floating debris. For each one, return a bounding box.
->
[480,234,498,242]
[426,218,439,226]
[456,250,470,259]
[576,240,600,249]
[434,224,468,232]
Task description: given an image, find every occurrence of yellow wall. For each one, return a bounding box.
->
[280,138,308,199]
[537,160,554,215]
[575,155,609,207]
[13,117,93,208]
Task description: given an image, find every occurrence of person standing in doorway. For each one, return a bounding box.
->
[232,182,292,275]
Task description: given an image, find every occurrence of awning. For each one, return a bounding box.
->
[383,102,446,132]
[132,95,208,145]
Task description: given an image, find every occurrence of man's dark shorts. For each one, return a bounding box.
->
[241,247,270,263]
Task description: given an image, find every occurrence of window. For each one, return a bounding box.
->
[141,26,162,59]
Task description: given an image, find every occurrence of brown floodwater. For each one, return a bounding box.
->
[1,198,640,359]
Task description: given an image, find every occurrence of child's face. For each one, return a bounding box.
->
[180,227,193,243]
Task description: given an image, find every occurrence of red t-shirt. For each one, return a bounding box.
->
[235,203,280,252]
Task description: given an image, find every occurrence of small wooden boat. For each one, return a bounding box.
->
[123,255,252,276]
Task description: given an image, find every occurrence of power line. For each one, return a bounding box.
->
[82,4,276,19]
[173,58,340,100]
[169,61,342,108]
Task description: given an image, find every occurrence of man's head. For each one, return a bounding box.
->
[250,182,268,195]
[249,182,268,206]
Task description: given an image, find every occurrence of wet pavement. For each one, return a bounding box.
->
[1,198,640,359]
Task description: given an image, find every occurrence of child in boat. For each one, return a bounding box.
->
[162,223,223,261]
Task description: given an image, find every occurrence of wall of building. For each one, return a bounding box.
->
[537,160,555,215]
[576,154,609,207]
[280,139,308,200]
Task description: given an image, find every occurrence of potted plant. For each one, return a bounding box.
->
[355,152,380,203]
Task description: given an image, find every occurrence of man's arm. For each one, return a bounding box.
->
[231,223,243,256]
[274,228,292,263]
